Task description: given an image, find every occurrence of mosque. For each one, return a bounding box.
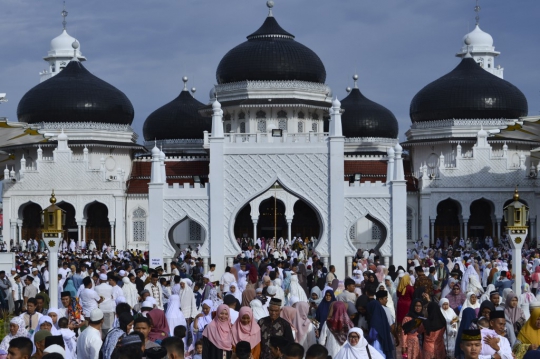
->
[0,2,537,279]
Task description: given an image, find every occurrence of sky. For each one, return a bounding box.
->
[0,0,539,142]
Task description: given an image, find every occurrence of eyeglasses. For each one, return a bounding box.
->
[348,335,360,339]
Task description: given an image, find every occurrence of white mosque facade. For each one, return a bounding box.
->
[1,4,537,279]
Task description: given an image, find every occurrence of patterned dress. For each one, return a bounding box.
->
[401,316,424,359]
[257,317,294,359]
[423,327,446,359]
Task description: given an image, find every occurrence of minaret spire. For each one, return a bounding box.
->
[474,0,481,26]
[61,1,68,30]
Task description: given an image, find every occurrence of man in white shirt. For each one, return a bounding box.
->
[220,267,236,295]
[144,274,164,310]
[207,264,216,283]
[479,311,513,359]
[94,273,115,337]
[79,277,103,319]
[109,275,123,301]
[77,308,103,359]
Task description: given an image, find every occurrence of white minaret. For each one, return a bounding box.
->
[455,0,503,78]
[39,3,86,83]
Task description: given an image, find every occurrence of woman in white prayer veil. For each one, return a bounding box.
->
[467,275,485,297]
[480,284,496,303]
[461,263,479,292]
[333,327,384,359]
[165,294,187,336]
[179,278,199,320]
[273,278,286,306]
[122,277,139,308]
[229,282,243,303]
[250,298,269,321]
[288,274,309,303]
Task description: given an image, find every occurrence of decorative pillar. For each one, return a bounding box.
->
[82,220,87,244]
[346,257,353,278]
[322,256,329,269]
[384,256,390,267]
[10,222,16,249]
[203,257,209,275]
[227,257,234,268]
[110,221,115,248]
[420,194,431,248]
[165,258,172,273]
[496,219,501,241]
[17,221,22,247]
[148,144,165,270]
[77,222,82,247]
[286,218,293,242]
[252,220,258,240]
[464,219,469,240]
[430,219,435,246]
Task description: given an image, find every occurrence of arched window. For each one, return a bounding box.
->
[349,224,356,240]
[298,122,304,133]
[238,112,246,120]
[225,123,232,132]
[371,223,382,240]
[311,123,318,132]
[277,110,287,118]
[278,119,287,131]
[257,120,266,132]
[239,122,246,133]
[189,221,202,241]
[312,113,319,120]
[256,110,266,119]
[133,208,146,242]
[298,111,305,119]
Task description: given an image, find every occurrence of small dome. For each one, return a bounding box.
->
[143,89,211,141]
[462,25,493,47]
[17,60,134,125]
[340,88,398,138]
[216,12,326,84]
[51,30,79,52]
[410,57,528,122]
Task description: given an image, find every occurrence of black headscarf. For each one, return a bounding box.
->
[315,290,336,330]
[413,286,428,305]
[403,298,424,334]
[388,265,397,281]
[478,300,496,319]
[423,301,446,334]
[364,273,379,294]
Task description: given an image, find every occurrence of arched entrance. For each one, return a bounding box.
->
[469,199,494,239]
[168,218,206,256]
[57,202,77,242]
[435,199,461,240]
[20,203,42,240]
[234,205,253,239]
[257,198,287,239]
[291,201,320,238]
[349,215,388,255]
[85,202,109,248]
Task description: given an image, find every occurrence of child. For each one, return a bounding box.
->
[477,317,500,357]
[193,283,202,308]
[57,317,77,359]
[174,325,187,355]
[193,340,203,359]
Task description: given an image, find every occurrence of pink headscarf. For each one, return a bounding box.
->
[203,304,233,351]
[147,309,170,342]
[293,301,311,344]
[232,307,261,348]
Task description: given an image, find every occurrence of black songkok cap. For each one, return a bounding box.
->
[269,298,282,306]
[490,310,505,319]
[461,329,481,341]
[269,335,289,350]
[376,290,388,299]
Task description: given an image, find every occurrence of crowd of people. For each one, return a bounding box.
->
[0,235,540,359]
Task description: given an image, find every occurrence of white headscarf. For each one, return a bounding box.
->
[480,284,496,303]
[467,275,485,297]
[288,274,308,303]
[459,292,480,319]
[179,279,198,318]
[122,277,139,308]
[165,294,187,336]
[228,282,242,303]
[250,299,268,321]
[333,328,385,359]
[439,298,458,336]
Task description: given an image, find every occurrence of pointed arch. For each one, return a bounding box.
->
[167,216,207,258]
[347,213,388,256]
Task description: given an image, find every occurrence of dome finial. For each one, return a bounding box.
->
[352,74,359,89]
[61,1,68,30]
[267,1,274,17]
[513,186,519,201]
[182,76,188,91]
[464,36,472,58]
[71,40,80,61]
[474,0,481,26]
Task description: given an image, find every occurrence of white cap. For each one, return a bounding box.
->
[119,270,126,276]
[31,268,38,272]
[289,296,299,306]
[89,308,104,321]
[44,344,66,357]
[141,301,153,309]
[99,273,108,281]
[267,286,277,295]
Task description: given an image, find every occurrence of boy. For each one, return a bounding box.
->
[134,316,161,351]
[21,297,42,334]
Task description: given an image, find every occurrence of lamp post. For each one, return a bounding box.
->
[503,188,529,298]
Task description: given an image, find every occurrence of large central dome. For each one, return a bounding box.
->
[216,5,326,84]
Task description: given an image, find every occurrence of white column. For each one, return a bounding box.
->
[114,195,126,250]
[17,221,22,246]
[391,143,407,268]
[11,223,16,249]
[227,257,234,268]
[420,194,431,248]
[464,218,469,240]
[165,258,172,273]
[496,219,501,241]
[109,221,115,248]
[328,98,346,279]
[82,220,87,244]
[77,223,82,247]
[252,220,258,241]
[203,257,209,275]
[286,218,293,242]
[346,257,353,278]
[149,143,166,270]
[430,219,435,246]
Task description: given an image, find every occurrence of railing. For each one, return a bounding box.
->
[219,131,329,144]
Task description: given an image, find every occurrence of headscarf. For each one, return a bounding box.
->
[46,308,60,329]
[122,277,139,308]
[250,299,268,321]
[333,327,385,359]
[439,298,458,323]
[229,282,243,303]
[366,300,393,359]
[63,278,77,299]
[196,300,214,330]
[478,300,496,319]
[402,299,424,334]
[147,309,170,342]
[232,307,260,348]
[487,267,498,284]
[0,317,29,351]
[289,275,308,302]
[293,301,312,344]
[504,292,524,325]
[165,294,187,336]
[454,308,477,358]
[280,306,298,337]
[101,328,125,359]
[315,290,336,330]
[241,288,256,307]
[480,284,496,303]
[202,304,233,351]
[310,286,323,306]
[460,292,480,316]
[179,279,198,319]
[517,308,540,345]
[327,301,354,346]
[397,274,411,296]
[424,301,446,334]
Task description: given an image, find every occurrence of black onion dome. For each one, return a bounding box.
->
[340,88,398,138]
[216,15,326,84]
[410,58,528,122]
[17,61,134,125]
[143,90,210,141]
